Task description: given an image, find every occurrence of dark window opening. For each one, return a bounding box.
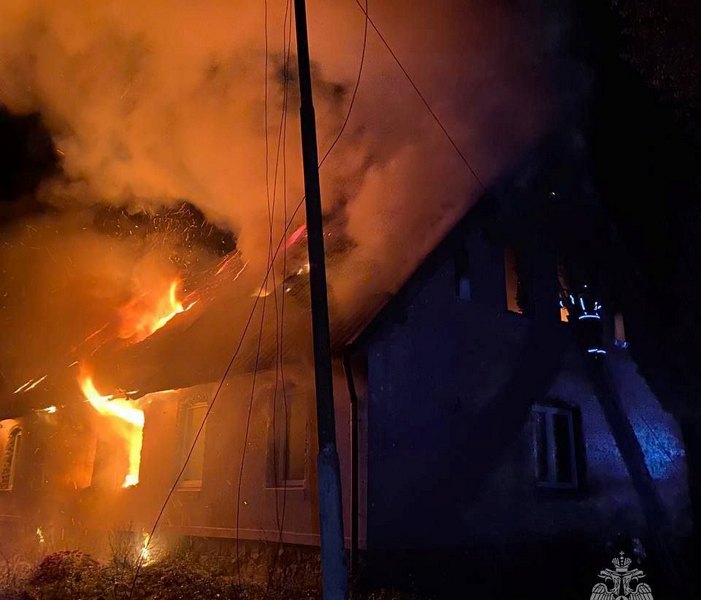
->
[267,389,308,488]
[532,402,583,490]
[454,239,471,301]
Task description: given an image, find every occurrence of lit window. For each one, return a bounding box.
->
[614,312,628,349]
[504,246,529,314]
[178,402,208,490]
[267,389,308,488]
[559,303,570,323]
[557,260,570,322]
[532,402,582,489]
[0,426,22,491]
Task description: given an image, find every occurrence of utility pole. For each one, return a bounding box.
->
[293,1,348,598]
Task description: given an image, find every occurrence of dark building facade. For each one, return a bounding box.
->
[358,211,691,596]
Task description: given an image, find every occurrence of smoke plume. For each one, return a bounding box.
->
[0,0,559,390]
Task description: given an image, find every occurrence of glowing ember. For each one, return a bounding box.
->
[79,371,144,488]
[36,527,45,544]
[118,279,196,343]
[139,532,152,564]
[13,374,47,394]
[36,406,57,414]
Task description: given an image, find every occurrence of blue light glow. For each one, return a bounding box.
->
[632,420,685,479]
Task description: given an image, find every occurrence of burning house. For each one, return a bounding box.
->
[0,133,693,597]
[0,1,695,597]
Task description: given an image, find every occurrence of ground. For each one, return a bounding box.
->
[0,550,422,600]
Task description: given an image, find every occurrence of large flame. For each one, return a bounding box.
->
[79,372,144,488]
[118,279,195,343]
[75,279,191,485]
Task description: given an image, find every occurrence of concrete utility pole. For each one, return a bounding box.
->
[292,1,348,598]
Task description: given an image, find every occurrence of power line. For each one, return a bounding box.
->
[265,0,294,591]
[352,0,488,192]
[126,217,295,598]
[318,0,369,168]
[235,267,270,585]
[129,1,371,594]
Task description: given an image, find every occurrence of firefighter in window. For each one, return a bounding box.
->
[560,284,606,357]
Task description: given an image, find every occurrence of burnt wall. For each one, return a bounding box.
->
[0,363,359,558]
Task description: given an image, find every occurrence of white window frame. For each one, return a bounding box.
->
[178,401,208,491]
[532,404,579,490]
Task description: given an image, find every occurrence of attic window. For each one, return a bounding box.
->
[614,313,628,349]
[532,402,583,490]
[0,426,22,491]
[504,246,529,314]
[557,258,570,323]
[454,239,471,301]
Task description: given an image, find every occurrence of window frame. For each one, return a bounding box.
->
[532,402,583,491]
[504,246,530,315]
[177,400,208,491]
[0,426,22,492]
[266,386,309,490]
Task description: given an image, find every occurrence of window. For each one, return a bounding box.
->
[178,402,208,489]
[614,313,628,349]
[92,437,121,488]
[454,239,471,301]
[0,426,22,491]
[557,259,570,323]
[267,389,308,488]
[532,402,582,489]
[504,246,529,314]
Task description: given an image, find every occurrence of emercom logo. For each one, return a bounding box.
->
[589,552,654,600]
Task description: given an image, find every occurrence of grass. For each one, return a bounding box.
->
[0,550,424,600]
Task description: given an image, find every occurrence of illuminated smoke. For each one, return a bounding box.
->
[0,0,566,554]
[0,0,561,385]
[0,0,553,264]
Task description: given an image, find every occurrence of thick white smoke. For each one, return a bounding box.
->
[0,0,558,390]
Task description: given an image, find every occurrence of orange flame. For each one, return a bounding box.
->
[79,371,144,488]
[118,279,196,343]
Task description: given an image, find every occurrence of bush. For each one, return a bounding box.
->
[0,554,33,600]
[126,556,229,600]
[26,551,108,600]
[1,550,427,600]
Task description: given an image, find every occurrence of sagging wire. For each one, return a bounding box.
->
[126,200,305,600]
[236,0,293,589]
[264,0,294,592]
[129,0,370,594]
[352,0,488,192]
